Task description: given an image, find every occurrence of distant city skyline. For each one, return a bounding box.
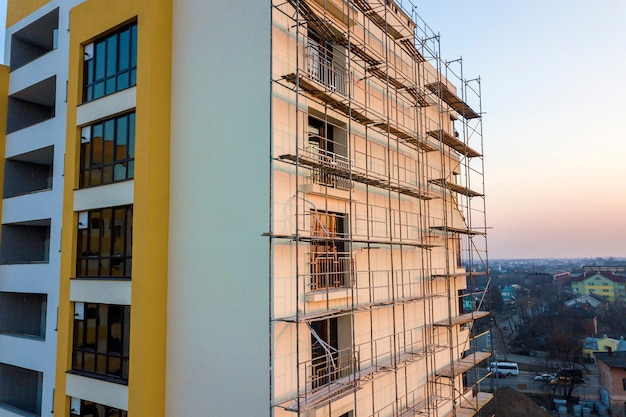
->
[1,1,624,259]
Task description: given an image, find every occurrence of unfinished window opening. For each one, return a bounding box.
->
[309,210,352,291]
[309,315,353,389]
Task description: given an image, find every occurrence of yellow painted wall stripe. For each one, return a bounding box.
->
[56,0,172,415]
[0,66,9,243]
[6,0,51,28]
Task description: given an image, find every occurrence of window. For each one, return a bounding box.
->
[77,206,133,278]
[71,399,127,417]
[80,112,135,187]
[83,22,137,102]
[310,211,351,290]
[72,303,130,382]
[623,378,626,391]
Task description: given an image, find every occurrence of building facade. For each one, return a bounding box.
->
[584,336,626,362]
[596,351,626,416]
[572,272,626,304]
[1,1,492,416]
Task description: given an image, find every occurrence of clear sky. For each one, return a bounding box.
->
[416,1,626,259]
[0,1,624,259]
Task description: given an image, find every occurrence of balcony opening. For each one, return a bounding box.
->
[7,76,56,134]
[0,292,46,339]
[0,219,51,264]
[309,316,353,389]
[309,210,352,291]
[306,30,347,96]
[10,8,59,70]
[306,115,350,190]
[3,146,54,198]
[0,363,43,416]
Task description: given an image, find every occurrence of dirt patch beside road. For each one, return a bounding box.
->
[479,387,552,417]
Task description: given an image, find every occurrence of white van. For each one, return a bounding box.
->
[487,361,519,376]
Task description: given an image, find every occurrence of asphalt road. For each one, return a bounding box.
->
[469,369,599,399]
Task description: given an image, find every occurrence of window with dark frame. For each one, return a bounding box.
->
[72,303,130,382]
[80,112,135,188]
[76,205,133,278]
[83,22,137,102]
[70,399,128,417]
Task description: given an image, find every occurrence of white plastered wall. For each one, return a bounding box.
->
[167,1,271,416]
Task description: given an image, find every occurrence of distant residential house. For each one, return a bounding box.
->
[571,272,626,304]
[583,335,626,361]
[501,284,527,304]
[555,305,598,336]
[564,294,606,310]
[583,265,626,275]
[596,351,626,416]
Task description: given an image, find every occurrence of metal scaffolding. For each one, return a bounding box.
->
[270,0,492,415]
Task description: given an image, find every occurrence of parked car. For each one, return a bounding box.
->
[495,372,507,379]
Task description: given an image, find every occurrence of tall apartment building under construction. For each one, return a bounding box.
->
[0,0,492,416]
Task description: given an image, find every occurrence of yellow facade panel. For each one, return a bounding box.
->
[6,0,51,28]
[56,0,172,416]
[0,66,8,242]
